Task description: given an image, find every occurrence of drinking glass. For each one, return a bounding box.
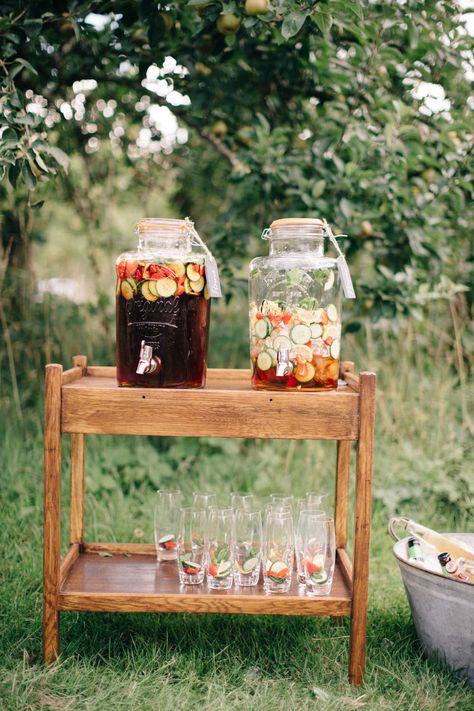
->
[207,507,234,589]
[263,508,294,593]
[295,497,323,523]
[233,510,262,587]
[192,491,217,510]
[154,489,182,562]
[305,492,328,512]
[230,492,255,511]
[177,507,206,585]
[300,515,335,596]
[269,494,294,511]
[295,508,325,583]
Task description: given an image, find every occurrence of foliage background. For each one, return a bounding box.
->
[0,1,473,708]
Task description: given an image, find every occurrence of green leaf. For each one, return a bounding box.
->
[347,0,363,20]
[31,151,49,174]
[39,144,70,172]
[339,197,352,219]
[312,11,333,37]
[2,128,18,142]
[30,200,44,209]
[8,162,20,188]
[23,19,43,38]
[9,58,38,80]
[21,159,36,190]
[312,179,326,198]
[281,11,308,40]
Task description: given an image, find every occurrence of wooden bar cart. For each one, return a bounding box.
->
[43,357,375,686]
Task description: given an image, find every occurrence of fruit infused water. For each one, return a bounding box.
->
[116,219,213,388]
[248,217,355,391]
[249,298,341,390]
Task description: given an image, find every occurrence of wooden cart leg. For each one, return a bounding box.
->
[43,364,63,663]
[349,371,376,686]
[69,356,87,545]
[335,440,351,549]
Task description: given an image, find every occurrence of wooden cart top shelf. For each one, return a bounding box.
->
[59,365,362,440]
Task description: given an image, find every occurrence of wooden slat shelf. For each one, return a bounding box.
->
[61,368,360,440]
[42,357,376,687]
[58,549,352,616]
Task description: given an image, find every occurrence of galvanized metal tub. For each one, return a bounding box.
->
[392,533,474,687]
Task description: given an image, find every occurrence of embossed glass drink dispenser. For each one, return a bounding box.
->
[248,217,355,391]
[116,218,220,387]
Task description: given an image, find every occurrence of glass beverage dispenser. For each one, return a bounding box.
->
[248,217,355,391]
[116,218,217,388]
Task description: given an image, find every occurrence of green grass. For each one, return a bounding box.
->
[1,319,473,710]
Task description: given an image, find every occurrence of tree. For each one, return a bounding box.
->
[1,0,473,316]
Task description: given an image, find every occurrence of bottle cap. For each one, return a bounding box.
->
[438,552,451,566]
[407,537,419,547]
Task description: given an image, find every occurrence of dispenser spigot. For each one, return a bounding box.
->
[275,348,293,377]
[136,340,160,375]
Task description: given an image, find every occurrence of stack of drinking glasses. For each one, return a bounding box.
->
[154,489,336,596]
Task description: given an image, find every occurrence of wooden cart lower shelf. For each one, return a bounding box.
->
[43,359,376,686]
[59,545,352,616]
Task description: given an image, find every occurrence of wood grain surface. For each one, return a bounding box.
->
[335,441,352,548]
[43,363,63,663]
[62,369,359,440]
[349,371,376,686]
[58,552,352,616]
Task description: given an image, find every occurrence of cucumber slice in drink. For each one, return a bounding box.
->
[243,557,258,573]
[186,263,201,282]
[270,328,287,341]
[324,324,340,341]
[327,304,338,322]
[324,270,335,291]
[216,560,232,578]
[169,261,185,277]
[291,344,313,361]
[190,276,205,293]
[330,339,340,359]
[121,279,136,300]
[158,534,175,545]
[270,560,288,575]
[257,351,273,371]
[290,324,312,344]
[311,569,328,583]
[141,281,158,302]
[255,318,270,339]
[310,323,323,338]
[313,308,324,323]
[273,334,292,351]
[182,560,201,573]
[266,347,277,366]
[154,277,177,297]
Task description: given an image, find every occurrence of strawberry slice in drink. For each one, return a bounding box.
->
[304,559,320,576]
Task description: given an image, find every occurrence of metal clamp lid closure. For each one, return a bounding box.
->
[260,218,356,299]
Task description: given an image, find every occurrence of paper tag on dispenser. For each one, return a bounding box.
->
[336,255,356,299]
[204,255,222,297]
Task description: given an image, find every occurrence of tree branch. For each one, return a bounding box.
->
[90,72,241,168]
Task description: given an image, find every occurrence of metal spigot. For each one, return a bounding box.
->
[275,348,293,377]
[136,340,160,375]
